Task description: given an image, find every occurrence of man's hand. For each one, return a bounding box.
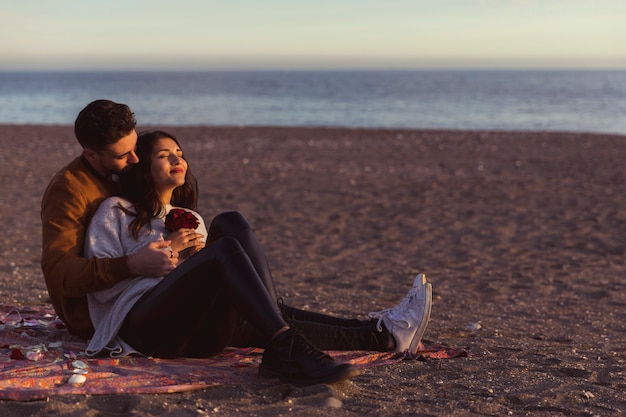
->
[127,240,178,277]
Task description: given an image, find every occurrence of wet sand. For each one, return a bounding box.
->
[1,125,625,416]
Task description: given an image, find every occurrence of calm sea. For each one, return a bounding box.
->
[1,70,625,134]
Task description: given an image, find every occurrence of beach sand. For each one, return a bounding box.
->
[1,125,625,416]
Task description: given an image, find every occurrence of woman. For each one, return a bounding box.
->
[84,130,432,385]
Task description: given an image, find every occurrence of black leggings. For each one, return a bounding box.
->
[119,211,389,358]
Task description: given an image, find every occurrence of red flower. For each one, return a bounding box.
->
[165,208,199,232]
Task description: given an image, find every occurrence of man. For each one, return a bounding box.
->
[41,100,431,385]
[41,99,175,339]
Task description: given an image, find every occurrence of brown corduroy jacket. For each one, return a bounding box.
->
[40,156,133,339]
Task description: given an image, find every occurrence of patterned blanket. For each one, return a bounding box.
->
[0,305,467,401]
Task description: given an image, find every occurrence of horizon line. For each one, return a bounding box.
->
[2,66,626,72]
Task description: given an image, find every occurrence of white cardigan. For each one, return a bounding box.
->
[84,196,207,357]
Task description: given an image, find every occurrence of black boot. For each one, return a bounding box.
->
[259,328,359,385]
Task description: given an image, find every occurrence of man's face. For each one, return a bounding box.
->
[83,130,139,177]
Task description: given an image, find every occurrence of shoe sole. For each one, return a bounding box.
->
[259,363,360,386]
[408,280,432,354]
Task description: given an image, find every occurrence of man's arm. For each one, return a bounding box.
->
[41,179,132,298]
[41,178,177,298]
[85,197,178,278]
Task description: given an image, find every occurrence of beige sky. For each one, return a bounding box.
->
[1,0,625,70]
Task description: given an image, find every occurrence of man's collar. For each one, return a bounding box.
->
[79,155,120,183]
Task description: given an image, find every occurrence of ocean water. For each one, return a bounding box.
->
[1,70,625,134]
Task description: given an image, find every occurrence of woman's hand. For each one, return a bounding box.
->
[167,228,206,253]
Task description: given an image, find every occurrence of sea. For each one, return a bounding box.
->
[1,70,625,135]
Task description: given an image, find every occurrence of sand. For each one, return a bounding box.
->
[1,125,625,416]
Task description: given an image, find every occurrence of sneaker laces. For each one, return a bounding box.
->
[276,296,291,321]
[368,286,421,332]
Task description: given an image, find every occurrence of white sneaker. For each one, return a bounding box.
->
[368,273,432,354]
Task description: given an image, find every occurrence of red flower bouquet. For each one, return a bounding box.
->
[165,208,199,232]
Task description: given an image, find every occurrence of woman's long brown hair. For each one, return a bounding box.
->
[119,130,199,240]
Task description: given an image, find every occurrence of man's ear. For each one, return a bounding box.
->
[82,148,97,164]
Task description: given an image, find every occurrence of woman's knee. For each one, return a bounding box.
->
[215,236,245,256]
[183,236,245,269]
[209,211,250,237]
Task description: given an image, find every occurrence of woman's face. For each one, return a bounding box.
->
[150,137,188,195]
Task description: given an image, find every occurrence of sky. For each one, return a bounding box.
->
[1,0,625,70]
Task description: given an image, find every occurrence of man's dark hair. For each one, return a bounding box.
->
[74,99,137,149]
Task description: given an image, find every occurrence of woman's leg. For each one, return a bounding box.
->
[119,237,285,358]
[207,211,278,301]
[119,236,358,385]
[207,211,387,341]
